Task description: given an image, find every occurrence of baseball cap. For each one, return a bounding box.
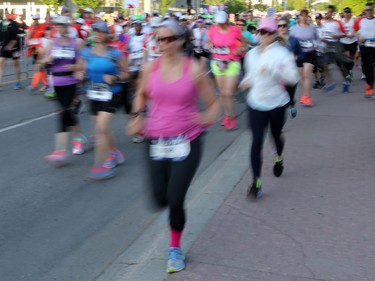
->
[75,18,85,25]
[257,17,277,33]
[159,19,184,36]
[53,16,70,25]
[215,11,228,24]
[83,8,93,13]
[92,21,110,33]
[150,17,162,27]
[32,14,40,20]
[8,14,16,20]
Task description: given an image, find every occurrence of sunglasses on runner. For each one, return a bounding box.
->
[156,35,180,43]
[278,24,288,28]
[258,29,271,35]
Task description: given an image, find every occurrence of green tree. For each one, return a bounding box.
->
[287,0,306,11]
[253,0,268,12]
[73,0,103,9]
[225,0,248,14]
[160,0,175,14]
[39,0,64,12]
[201,0,222,6]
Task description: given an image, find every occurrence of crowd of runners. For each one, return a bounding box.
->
[0,2,374,274]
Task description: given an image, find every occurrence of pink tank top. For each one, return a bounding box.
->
[145,57,203,140]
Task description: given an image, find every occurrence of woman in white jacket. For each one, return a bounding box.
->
[239,18,300,199]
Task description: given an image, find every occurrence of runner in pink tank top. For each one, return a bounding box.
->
[128,19,219,274]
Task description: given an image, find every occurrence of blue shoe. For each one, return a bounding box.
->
[290,106,297,118]
[342,82,350,93]
[167,247,185,273]
[14,82,22,90]
[322,83,337,93]
[87,166,114,180]
[103,149,125,169]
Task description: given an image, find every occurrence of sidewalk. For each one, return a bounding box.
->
[95,70,375,281]
[169,77,375,281]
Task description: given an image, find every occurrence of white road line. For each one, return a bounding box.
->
[0,112,57,133]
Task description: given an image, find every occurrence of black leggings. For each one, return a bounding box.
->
[360,45,375,87]
[54,84,78,132]
[147,135,202,231]
[248,106,286,179]
[285,84,297,106]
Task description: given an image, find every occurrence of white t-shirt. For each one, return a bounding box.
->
[322,20,345,42]
[340,17,357,44]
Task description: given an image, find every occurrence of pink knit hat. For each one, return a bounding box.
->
[257,17,277,33]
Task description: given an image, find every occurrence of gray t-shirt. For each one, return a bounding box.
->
[290,24,318,53]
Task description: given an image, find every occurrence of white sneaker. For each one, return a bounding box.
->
[72,136,88,155]
[132,134,145,143]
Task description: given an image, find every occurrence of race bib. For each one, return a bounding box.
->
[299,40,313,48]
[213,46,230,55]
[51,48,75,59]
[29,39,39,45]
[86,83,113,102]
[364,40,375,48]
[150,136,191,162]
[129,50,144,60]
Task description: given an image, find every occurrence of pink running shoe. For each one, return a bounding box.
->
[45,151,67,167]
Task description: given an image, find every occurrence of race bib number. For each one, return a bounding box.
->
[150,136,191,162]
[29,39,39,45]
[299,40,313,48]
[213,46,230,55]
[129,50,144,60]
[51,48,75,59]
[87,83,113,102]
[364,40,375,48]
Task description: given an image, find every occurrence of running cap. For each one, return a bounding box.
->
[159,19,184,36]
[179,15,188,21]
[205,19,213,25]
[174,12,183,18]
[196,18,204,23]
[150,17,162,27]
[61,7,70,14]
[32,14,40,20]
[92,21,110,33]
[343,7,351,13]
[215,11,228,24]
[75,18,85,24]
[53,16,70,25]
[83,8,94,13]
[8,14,16,21]
[257,17,277,33]
[315,13,323,19]
[95,14,102,19]
[133,19,143,25]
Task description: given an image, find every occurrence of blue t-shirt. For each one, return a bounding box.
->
[242,30,255,45]
[80,47,122,94]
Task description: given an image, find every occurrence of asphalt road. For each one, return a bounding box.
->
[0,80,248,281]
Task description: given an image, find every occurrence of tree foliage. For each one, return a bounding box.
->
[160,0,175,14]
[225,0,248,14]
[39,0,64,12]
[72,0,104,9]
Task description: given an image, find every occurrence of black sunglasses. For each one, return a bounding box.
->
[156,35,180,43]
[278,24,288,28]
[258,29,270,35]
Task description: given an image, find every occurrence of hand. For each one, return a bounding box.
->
[238,80,250,91]
[103,74,117,84]
[64,64,76,71]
[127,116,144,135]
[75,71,85,81]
